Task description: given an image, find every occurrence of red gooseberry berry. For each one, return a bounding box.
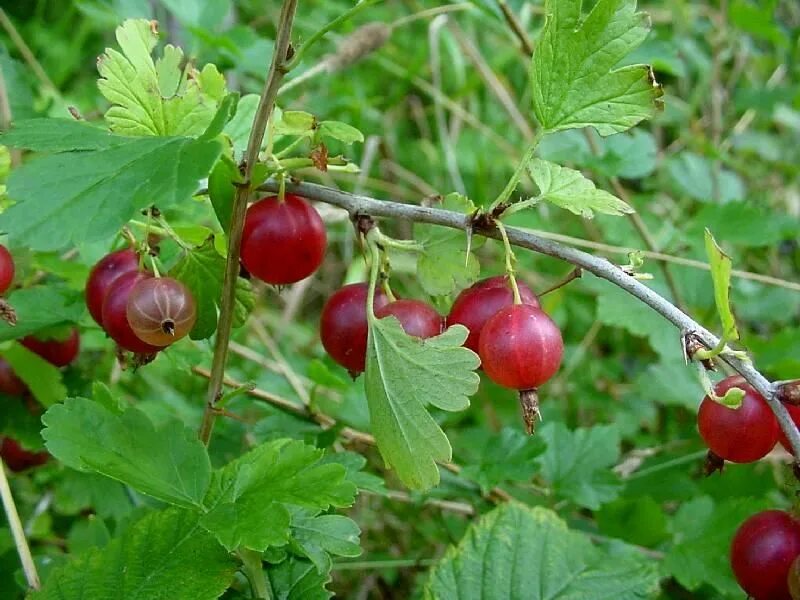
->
[731,510,800,600]
[0,438,48,472]
[126,277,197,346]
[21,327,80,367]
[447,275,539,355]
[241,194,327,285]
[478,303,563,391]
[375,299,442,339]
[320,283,389,375]
[0,244,15,295]
[0,358,27,396]
[101,271,161,354]
[697,375,779,463]
[85,248,139,326]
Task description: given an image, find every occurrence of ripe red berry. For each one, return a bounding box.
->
[731,510,800,600]
[0,438,48,472]
[0,244,15,295]
[478,304,563,390]
[447,276,539,354]
[0,359,26,396]
[85,248,139,326]
[697,375,779,463]
[126,277,197,346]
[320,283,389,375]
[241,194,327,285]
[21,328,80,367]
[102,271,160,354]
[375,299,442,339]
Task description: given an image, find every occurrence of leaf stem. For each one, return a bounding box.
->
[239,548,272,599]
[198,0,299,445]
[495,221,521,304]
[284,0,384,72]
[487,130,543,213]
[0,460,40,590]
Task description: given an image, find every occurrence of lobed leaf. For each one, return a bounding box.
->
[531,0,663,136]
[365,319,480,490]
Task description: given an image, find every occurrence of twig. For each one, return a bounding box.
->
[0,9,59,96]
[198,0,298,445]
[0,63,21,167]
[538,268,582,297]
[0,461,40,590]
[254,178,800,457]
[497,1,534,57]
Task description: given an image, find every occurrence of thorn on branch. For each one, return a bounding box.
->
[539,268,582,297]
[778,381,800,406]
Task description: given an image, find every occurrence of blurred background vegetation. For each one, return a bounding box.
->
[0,0,799,597]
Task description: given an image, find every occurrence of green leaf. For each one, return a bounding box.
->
[663,496,770,596]
[596,496,668,548]
[666,151,745,203]
[0,286,84,341]
[170,238,254,340]
[704,229,739,342]
[31,508,236,600]
[0,119,123,152]
[424,503,660,599]
[275,111,316,136]
[527,158,633,218]
[415,194,481,297]
[268,556,333,600]
[0,128,222,251]
[223,93,261,156]
[531,0,663,135]
[1,344,66,407]
[365,318,479,490]
[200,92,240,141]
[537,422,622,509]
[42,397,212,508]
[318,121,364,145]
[461,428,546,492]
[201,439,356,552]
[319,451,386,495]
[289,508,361,573]
[98,19,222,136]
[208,154,239,233]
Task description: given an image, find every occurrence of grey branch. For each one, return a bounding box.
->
[258,178,800,458]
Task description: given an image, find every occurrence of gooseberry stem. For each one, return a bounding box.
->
[496,221,521,304]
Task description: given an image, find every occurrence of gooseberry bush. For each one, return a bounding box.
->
[0,1,798,598]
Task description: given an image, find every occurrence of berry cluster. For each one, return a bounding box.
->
[319,273,564,430]
[85,248,197,355]
[0,244,77,471]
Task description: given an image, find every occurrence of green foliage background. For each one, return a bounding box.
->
[0,0,798,598]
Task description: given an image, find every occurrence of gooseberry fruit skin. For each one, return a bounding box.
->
[0,245,15,295]
[697,375,779,463]
[478,304,563,390]
[375,299,442,339]
[101,271,161,354]
[21,328,80,367]
[0,438,48,472]
[320,283,389,374]
[241,194,327,285]
[731,510,800,600]
[85,248,139,326]
[447,276,539,354]
[126,277,197,347]
[0,359,27,396]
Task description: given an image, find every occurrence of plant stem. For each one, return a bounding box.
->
[285,0,383,71]
[497,0,534,57]
[198,0,298,445]
[0,461,40,590]
[257,178,800,458]
[488,131,543,212]
[495,221,521,304]
[239,548,271,599]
